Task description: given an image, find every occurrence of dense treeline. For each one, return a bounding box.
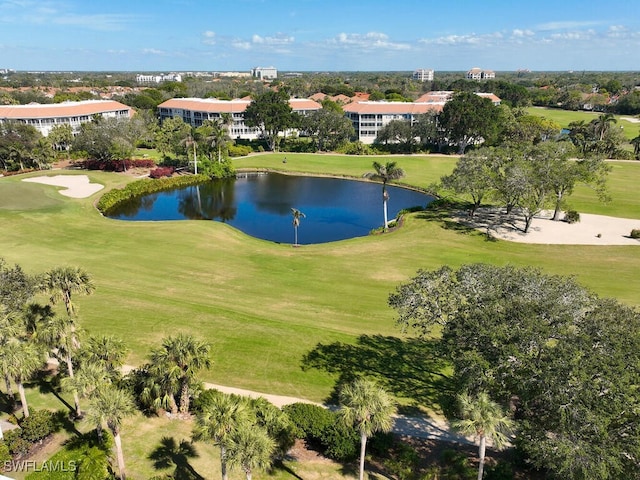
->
[2,70,639,114]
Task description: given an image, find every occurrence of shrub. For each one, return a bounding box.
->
[19,409,58,442]
[227,144,253,157]
[149,166,175,179]
[3,430,30,457]
[319,419,359,462]
[282,403,334,440]
[0,441,10,465]
[564,210,580,224]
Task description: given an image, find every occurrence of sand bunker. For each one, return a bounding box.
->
[22,175,104,198]
[454,208,640,246]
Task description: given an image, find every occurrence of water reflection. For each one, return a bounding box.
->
[107,173,434,244]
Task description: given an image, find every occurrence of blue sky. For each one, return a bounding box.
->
[1,0,638,72]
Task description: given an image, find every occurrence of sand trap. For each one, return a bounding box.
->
[454,208,640,246]
[22,175,104,198]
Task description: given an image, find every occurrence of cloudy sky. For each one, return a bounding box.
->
[1,0,638,72]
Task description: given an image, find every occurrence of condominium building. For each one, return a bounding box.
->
[344,91,501,144]
[412,69,434,82]
[343,101,444,144]
[466,67,495,80]
[0,100,133,137]
[157,97,321,140]
[251,66,278,80]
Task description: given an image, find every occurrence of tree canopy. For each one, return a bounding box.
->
[243,90,297,151]
[389,264,640,480]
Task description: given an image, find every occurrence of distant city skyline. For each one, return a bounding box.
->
[1,0,638,72]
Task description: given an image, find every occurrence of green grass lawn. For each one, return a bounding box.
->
[1,155,639,407]
[525,106,640,140]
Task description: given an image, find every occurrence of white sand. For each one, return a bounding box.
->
[454,208,640,246]
[22,174,104,198]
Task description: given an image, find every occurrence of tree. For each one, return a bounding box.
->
[374,119,416,153]
[78,334,127,381]
[194,391,250,480]
[412,111,439,149]
[155,116,192,158]
[363,161,405,230]
[0,257,36,313]
[389,264,640,480]
[149,334,211,414]
[226,424,275,480]
[338,378,397,480]
[291,208,305,246]
[198,118,232,163]
[86,385,136,480]
[452,392,514,480]
[438,91,502,154]
[40,266,95,317]
[441,148,495,216]
[37,314,84,417]
[0,339,42,417]
[71,117,139,165]
[591,113,617,141]
[301,108,354,151]
[244,90,296,151]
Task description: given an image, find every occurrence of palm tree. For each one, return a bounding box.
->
[591,113,617,141]
[80,334,128,381]
[3,340,43,417]
[194,391,250,480]
[205,119,232,163]
[0,310,22,399]
[339,378,397,480]
[37,315,83,417]
[226,425,275,480]
[451,392,514,480]
[41,266,95,317]
[182,128,199,174]
[363,161,405,231]
[86,385,136,480]
[150,334,211,414]
[139,363,180,415]
[291,208,306,246]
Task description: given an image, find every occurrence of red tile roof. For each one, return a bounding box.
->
[0,100,132,119]
[158,97,321,113]
[343,101,444,115]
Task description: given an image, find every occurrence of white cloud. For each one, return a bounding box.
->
[330,32,410,51]
[512,29,535,38]
[421,32,503,46]
[202,31,216,45]
[142,48,166,55]
[536,20,602,31]
[252,33,294,46]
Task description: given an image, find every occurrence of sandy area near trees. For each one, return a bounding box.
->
[454,208,640,246]
[22,174,104,198]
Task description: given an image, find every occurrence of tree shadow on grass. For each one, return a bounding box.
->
[149,436,204,480]
[415,202,483,237]
[301,334,453,411]
[35,370,74,416]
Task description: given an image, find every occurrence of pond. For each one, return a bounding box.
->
[106,172,434,244]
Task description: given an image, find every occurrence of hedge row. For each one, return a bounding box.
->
[96,174,211,214]
[80,159,156,172]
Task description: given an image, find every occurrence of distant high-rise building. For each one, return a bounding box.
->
[412,69,434,82]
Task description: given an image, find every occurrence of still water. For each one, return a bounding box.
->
[106,173,434,244]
